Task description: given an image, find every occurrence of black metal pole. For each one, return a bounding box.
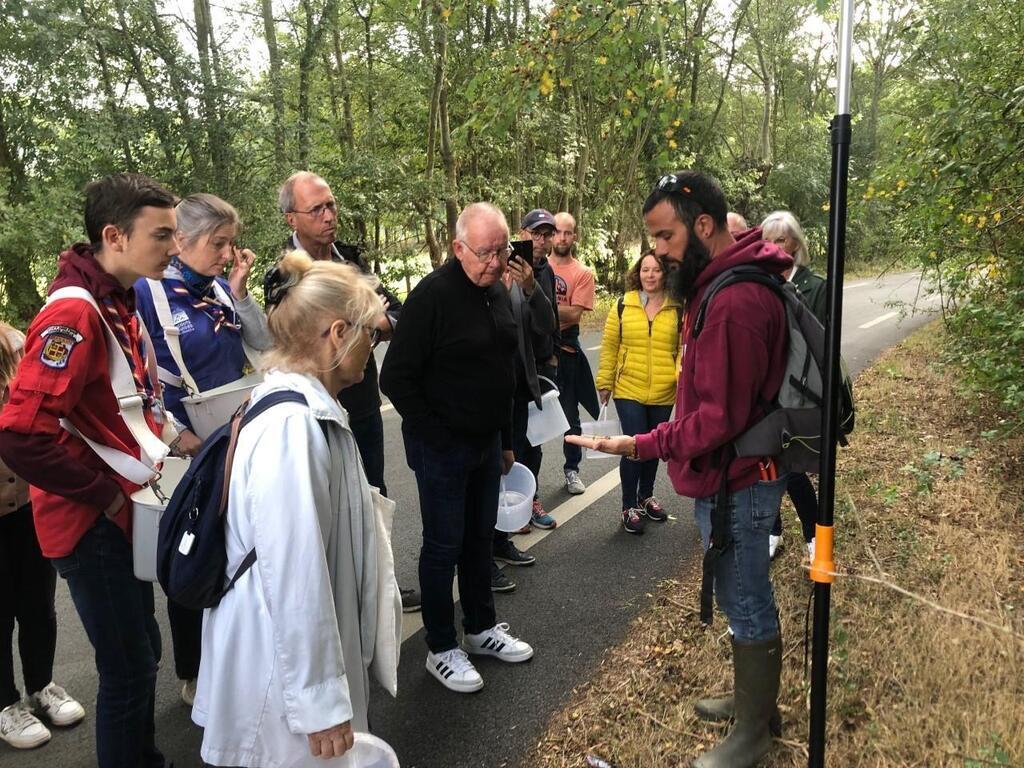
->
[808,2,854,765]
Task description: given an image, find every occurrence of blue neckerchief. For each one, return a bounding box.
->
[171,256,216,297]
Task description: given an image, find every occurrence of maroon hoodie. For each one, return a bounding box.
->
[634,228,793,499]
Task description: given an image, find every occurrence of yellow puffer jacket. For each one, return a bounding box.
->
[596,290,682,406]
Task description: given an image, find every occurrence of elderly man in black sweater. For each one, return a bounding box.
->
[380,202,535,693]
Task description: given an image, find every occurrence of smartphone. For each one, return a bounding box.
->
[510,240,532,265]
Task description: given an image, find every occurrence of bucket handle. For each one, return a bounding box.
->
[537,375,560,396]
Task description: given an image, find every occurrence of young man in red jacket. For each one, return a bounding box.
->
[569,171,793,768]
[0,173,178,767]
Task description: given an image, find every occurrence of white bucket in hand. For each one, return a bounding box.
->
[495,462,536,532]
[182,373,262,440]
[131,457,190,582]
[581,404,622,460]
[334,732,401,767]
[526,375,569,447]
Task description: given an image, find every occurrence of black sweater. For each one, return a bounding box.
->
[380,259,517,449]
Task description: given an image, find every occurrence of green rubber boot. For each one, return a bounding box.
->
[694,690,783,736]
[692,635,782,768]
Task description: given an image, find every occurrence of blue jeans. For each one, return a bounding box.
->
[694,476,788,642]
[403,430,500,653]
[52,518,163,768]
[350,411,387,497]
[614,399,673,510]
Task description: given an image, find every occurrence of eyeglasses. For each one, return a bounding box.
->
[528,230,553,241]
[321,321,382,347]
[459,240,513,263]
[291,200,338,218]
[656,174,692,195]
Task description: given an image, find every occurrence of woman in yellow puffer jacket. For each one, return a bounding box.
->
[596,252,682,534]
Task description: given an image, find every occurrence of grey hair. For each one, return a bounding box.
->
[761,210,810,267]
[454,202,508,242]
[175,193,241,247]
[278,171,327,214]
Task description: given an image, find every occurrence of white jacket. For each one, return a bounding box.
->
[192,370,400,768]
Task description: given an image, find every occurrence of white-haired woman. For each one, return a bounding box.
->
[135,193,272,706]
[761,210,825,559]
[192,251,400,767]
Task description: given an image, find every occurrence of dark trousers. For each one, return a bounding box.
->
[556,350,583,472]
[166,599,201,681]
[53,518,164,768]
[0,504,56,709]
[771,472,818,542]
[350,411,387,497]
[404,430,500,653]
[614,399,673,510]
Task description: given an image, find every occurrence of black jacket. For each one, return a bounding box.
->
[791,264,827,324]
[530,256,560,363]
[379,259,517,449]
[278,237,402,420]
[508,279,557,406]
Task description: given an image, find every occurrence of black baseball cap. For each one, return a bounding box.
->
[521,209,556,232]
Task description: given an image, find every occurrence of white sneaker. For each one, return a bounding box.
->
[807,538,816,561]
[181,679,197,707]
[768,534,783,560]
[426,648,484,693]
[463,622,534,663]
[565,470,586,495]
[30,683,85,727]
[0,700,51,749]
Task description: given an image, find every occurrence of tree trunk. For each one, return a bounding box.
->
[262,0,287,174]
[194,0,228,191]
[422,2,444,267]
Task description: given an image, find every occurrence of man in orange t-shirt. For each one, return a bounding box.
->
[550,212,599,494]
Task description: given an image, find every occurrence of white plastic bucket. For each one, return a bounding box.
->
[526,376,569,446]
[581,404,622,460]
[495,462,536,532]
[334,733,401,768]
[131,457,190,582]
[182,373,262,440]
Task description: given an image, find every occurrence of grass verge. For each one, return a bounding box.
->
[521,320,1023,768]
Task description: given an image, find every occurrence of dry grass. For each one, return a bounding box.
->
[521,321,1024,768]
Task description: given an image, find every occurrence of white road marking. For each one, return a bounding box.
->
[399,466,622,642]
[586,344,601,351]
[380,402,395,414]
[844,281,872,290]
[858,311,899,329]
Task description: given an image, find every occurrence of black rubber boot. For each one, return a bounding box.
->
[692,635,782,768]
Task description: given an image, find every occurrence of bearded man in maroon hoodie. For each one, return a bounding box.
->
[0,174,178,768]
[569,171,794,768]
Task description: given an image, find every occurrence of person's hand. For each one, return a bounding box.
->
[307,721,354,759]
[171,429,203,458]
[501,450,515,474]
[565,434,635,457]
[102,491,126,519]
[598,389,612,406]
[506,256,535,294]
[228,246,257,299]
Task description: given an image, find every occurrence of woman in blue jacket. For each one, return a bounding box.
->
[135,193,271,706]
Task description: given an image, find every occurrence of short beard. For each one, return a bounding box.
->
[666,239,713,306]
[552,243,571,257]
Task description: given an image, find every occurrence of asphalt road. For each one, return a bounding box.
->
[3,270,937,768]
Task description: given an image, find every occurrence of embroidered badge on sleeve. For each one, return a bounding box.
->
[39,325,84,369]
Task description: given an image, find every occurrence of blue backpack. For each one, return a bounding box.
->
[156,390,324,610]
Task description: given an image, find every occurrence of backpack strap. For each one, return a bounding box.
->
[219,390,330,591]
[146,279,200,394]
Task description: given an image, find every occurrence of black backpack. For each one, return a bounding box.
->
[692,265,855,475]
[156,390,324,610]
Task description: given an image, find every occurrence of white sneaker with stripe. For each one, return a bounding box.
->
[426,648,484,693]
[463,622,534,663]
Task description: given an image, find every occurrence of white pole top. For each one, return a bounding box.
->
[837,0,855,115]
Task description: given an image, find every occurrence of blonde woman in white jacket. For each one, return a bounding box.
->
[193,251,401,767]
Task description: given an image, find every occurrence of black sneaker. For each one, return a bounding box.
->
[493,539,536,567]
[400,587,422,613]
[490,562,517,593]
[622,507,645,535]
[640,496,668,522]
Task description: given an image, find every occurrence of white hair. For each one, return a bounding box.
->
[761,210,810,266]
[455,202,508,242]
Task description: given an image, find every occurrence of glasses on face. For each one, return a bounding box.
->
[291,200,338,219]
[460,240,513,263]
[529,230,553,241]
[322,321,382,347]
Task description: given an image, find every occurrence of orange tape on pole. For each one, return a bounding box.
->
[809,524,836,584]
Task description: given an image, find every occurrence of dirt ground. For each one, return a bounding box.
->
[520,321,1024,768]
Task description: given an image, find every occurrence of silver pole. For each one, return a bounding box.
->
[836,0,855,115]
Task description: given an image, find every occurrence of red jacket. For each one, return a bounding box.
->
[0,245,161,557]
[634,229,793,499]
